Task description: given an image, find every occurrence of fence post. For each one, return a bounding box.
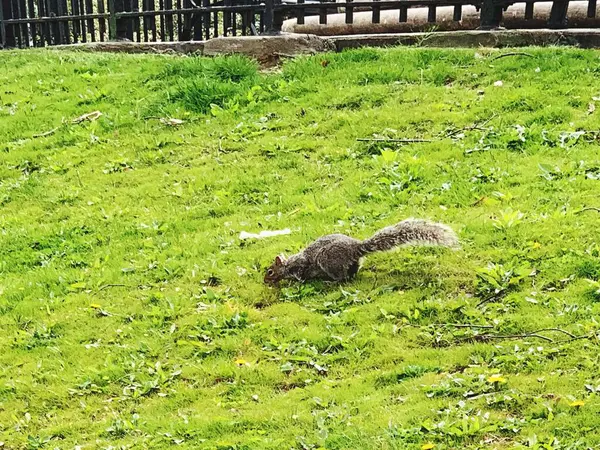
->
[479,0,503,29]
[263,0,282,34]
[0,0,14,48]
[0,0,5,49]
[588,0,597,18]
[548,0,569,27]
[273,0,283,31]
[108,0,117,39]
[264,0,274,32]
[108,0,129,40]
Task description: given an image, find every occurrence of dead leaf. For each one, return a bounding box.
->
[493,80,503,87]
[72,111,102,124]
[588,103,596,115]
[160,117,185,126]
[239,229,291,240]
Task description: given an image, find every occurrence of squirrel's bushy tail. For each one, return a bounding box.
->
[359,218,459,255]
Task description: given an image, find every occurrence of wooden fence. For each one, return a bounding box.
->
[0,0,587,48]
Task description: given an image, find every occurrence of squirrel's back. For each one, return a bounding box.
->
[302,233,361,258]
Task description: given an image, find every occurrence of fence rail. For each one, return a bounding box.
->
[0,0,589,49]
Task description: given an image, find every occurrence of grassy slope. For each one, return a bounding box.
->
[1,47,600,449]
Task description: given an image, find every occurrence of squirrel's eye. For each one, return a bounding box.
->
[267,269,274,276]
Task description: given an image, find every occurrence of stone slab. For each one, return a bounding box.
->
[51,41,205,54]
[329,29,600,50]
[202,33,335,64]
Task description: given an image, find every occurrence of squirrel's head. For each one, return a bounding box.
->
[264,255,286,285]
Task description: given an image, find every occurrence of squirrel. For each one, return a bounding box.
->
[264,218,459,285]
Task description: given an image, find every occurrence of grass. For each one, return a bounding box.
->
[2,46,600,449]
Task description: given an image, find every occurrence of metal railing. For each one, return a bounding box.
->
[0,0,585,48]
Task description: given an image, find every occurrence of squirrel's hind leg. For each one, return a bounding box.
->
[318,258,358,282]
[347,262,359,278]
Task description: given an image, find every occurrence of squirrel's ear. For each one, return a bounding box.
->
[275,255,285,265]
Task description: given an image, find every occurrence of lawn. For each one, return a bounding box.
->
[2,46,600,449]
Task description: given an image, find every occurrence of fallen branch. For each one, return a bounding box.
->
[476,291,508,308]
[492,52,534,61]
[98,284,128,291]
[356,138,432,143]
[471,197,486,207]
[461,333,554,343]
[435,325,576,337]
[563,332,600,343]
[461,330,598,344]
[72,111,102,124]
[464,391,503,400]
[575,207,600,214]
[273,52,300,59]
[359,115,498,146]
[444,113,497,139]
[531,328,577,339]
[33,127,59,138]
[415,322,596,346]
[433,323,494,329]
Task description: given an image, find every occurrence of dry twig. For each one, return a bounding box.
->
[492,52,534,61]
[98,284,128,291]
[356,138,432,143]
[461,333,555,343]
[576,207,600,214]
[434,323,494,329]
[33,127,59,138]
[531,328,577,339]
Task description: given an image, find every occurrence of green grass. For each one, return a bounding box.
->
[2,46,600,449]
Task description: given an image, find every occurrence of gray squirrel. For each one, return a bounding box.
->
[264,218,459,284]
